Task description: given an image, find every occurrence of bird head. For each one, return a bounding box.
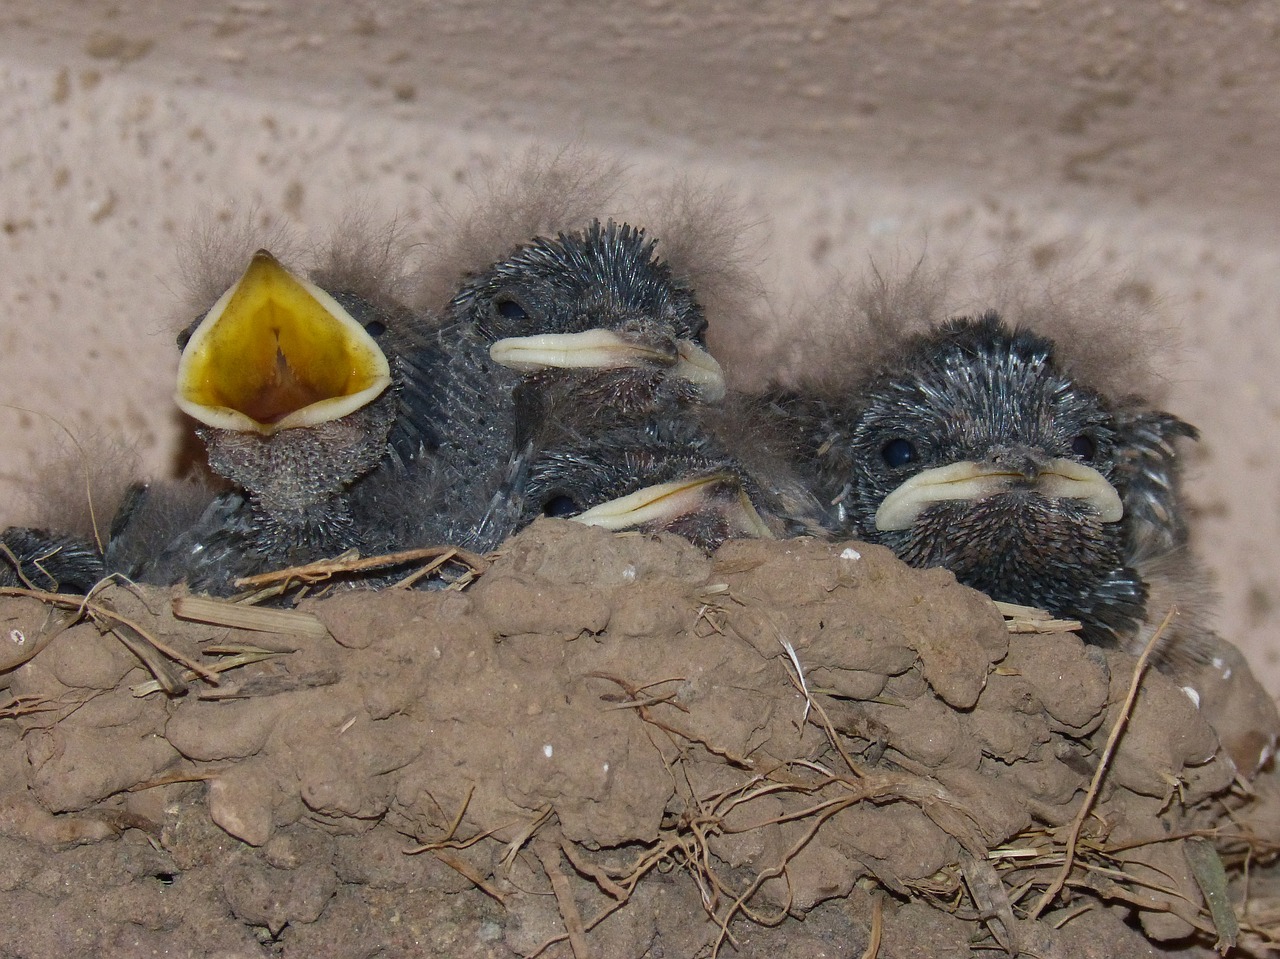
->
[174,249,397,516]
[455,220,726,413]
[517,418,776,551]
[833,311,1155,641]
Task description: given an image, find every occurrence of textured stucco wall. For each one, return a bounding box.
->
[1,0,1277,692]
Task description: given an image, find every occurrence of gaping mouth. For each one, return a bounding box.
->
[174,250,392,436]
[874,458,1124,532]
[489,331,726,401]
[570,473,774,538]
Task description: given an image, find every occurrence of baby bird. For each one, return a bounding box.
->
[778,296,1209,664]
[516,400,825,551]
[479,220,725,410]
[777,275,1278,772]
[174,249,397,550]
[104,218,427,593]
[430,220,725,533]
[349,219,729,558]
[359,156,750,556]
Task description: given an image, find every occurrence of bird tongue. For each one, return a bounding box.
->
[239,347,330,426]
[174,250,392,436]
[874,458,1124,532]
[488,330,726,400]
[570,473,775,539]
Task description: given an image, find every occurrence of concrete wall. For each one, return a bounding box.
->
[2,0,1277,693]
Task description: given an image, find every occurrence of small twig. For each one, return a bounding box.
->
[0,693,57,719]
[131,769,221,790]
[172,595,328,637]
[1005,617,1083,635]
[860,892,884,959]
[992,600,1053,619]
[1028,605,1176,919]
[434,850,508,904]
[776,630,812,726]
[131,646,284,697]
[106,619,186,695]
[233,545,490,589]
[961,853,1018,953]
[1051,903,1095,930]
[801,687,863,778]
[993,599,1082,634]
[710,800,843,956]
[535,840,592,959]
[559,836,629,900]
[104,604,221,685]
[392,547,469,589]
[499,805,553,871]
[1,542,42,592]
[404,786,475,852]
[589,672,754,768]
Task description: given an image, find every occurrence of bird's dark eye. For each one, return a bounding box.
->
[542,494,579,518]
[363,319,386,337]
[881,438,917,468]
[493,295,530,323]
[1071,435,1097,461]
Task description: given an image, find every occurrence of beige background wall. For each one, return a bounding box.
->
[2,0,1277,694]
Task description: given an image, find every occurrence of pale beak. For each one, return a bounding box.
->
[489,330,725,400]
[874,458,1124,532]
[571,473,774,538]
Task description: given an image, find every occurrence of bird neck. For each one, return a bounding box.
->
[249,492,360,566]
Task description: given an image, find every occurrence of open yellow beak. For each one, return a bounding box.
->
[174,250,392,436]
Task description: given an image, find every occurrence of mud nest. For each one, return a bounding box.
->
[1,521,1278,958]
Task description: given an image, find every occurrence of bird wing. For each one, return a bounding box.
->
[463,380,547,551]
[0,526,104,594]
[1113,408,1199,563]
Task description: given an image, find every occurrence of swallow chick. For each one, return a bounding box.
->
[147,217,426,590]
[371,157,752,554]
[784,300,1207,662]
[526,443,780,553]
[514,397,826,552]
[443,220,728,542]
[412,148,746,401]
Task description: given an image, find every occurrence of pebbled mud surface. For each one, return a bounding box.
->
[1,521,1277,958]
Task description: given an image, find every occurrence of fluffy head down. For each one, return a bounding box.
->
[175,207,416,340]
[786,249,1180,408]
[518,409,816,552]
[409,147,764,360]
[20,431,142,550]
